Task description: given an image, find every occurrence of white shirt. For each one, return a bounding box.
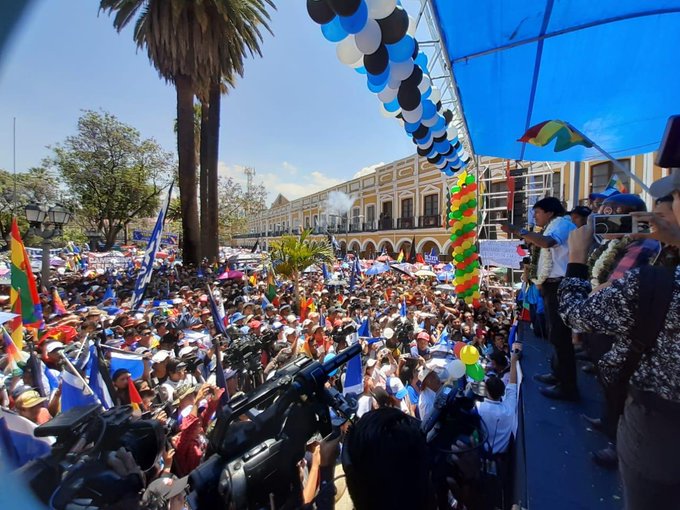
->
[539,216,576,278]
[418,387,437,423]
[477,383,518,454]
[357,394,374,418]
[160,379,180,401]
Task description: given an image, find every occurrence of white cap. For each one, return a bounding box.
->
[151,350,171,364]
[382,328,394,340]
[45,341,65,354]
[283,326,297,337]
[178,345,198,358]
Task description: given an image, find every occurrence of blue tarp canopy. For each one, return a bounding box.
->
[431,1,680,161]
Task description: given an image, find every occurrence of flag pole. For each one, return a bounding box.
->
[566,122,651,194]
[58,351,95,397]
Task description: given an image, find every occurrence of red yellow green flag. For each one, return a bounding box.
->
[10,218,44,338]
[518,120,593,152]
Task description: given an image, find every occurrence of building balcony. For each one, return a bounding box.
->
[378,218,393,230]
[362,221,377,232]
[398,216,416,229]
[349,223,362,233]
[418,214,442,228]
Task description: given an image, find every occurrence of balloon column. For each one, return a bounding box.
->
[307,0,470,177]
[448,171,481,306]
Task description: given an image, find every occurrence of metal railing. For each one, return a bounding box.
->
[418,214,442,228]
[397,216,415,229]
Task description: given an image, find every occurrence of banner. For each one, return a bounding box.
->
[24,247,62,259]
[131,183,173,310]
[132,230,178,246]
[478,240,525,269]
[87,252,129,272]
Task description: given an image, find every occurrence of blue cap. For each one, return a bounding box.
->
[230,312,246,323]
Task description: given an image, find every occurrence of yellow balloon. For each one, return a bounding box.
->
[472,291,480,299]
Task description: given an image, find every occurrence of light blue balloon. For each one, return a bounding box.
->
[422,100,436,119]
[433,116,446,132]
[368,74,389,93]
[321,17,348,43]
[339,0,368,34]
[355,65,367,75]
[434,140,450,154]
[387,35,415,63]
[442,166,455,177]
[415,52,429,70]
[404,121,420,133]
[385,97,401,112]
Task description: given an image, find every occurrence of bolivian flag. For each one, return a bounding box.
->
[518,120,593,152]
[10,218,44,336]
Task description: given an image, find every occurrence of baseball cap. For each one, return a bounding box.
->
[178,345,197,358]
[650,168,680,198]
[366,358,378,368]
[45,341,64,354]
[249,320,262,330]
[272,321,284,330]
[15,390,47,409]
[283,326,296,337]
[386,377,407,400]
[418,365,435,384]
[230,312,246,324]
[416,331,430,341]
[382,328,394,340]
[589,189,620,201]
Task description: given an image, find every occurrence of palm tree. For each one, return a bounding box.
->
[269,230,334,312]
[100,0,275,264]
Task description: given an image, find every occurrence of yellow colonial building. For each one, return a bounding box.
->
[234,152,668,260]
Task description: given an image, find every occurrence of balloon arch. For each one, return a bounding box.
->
[307,0,480,305]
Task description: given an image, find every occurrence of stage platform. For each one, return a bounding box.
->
[515,325,623,509]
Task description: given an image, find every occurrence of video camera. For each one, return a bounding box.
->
[18,404,165,509]
[189,343,361,509]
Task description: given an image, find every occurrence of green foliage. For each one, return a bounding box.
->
[0,167,60,242]
[45,110,174,250]
[269,230,334,281]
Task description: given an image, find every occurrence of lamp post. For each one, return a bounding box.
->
[25,203,71,287]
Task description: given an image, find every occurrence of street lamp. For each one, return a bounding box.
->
[25,203,71,286]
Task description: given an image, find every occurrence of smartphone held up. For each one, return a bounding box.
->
[590,213,649,241]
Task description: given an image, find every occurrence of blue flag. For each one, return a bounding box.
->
[60,370,99,412]
[322,263,330,281]
[349,260,357,292]
[400,298,407,318]
[89,344,113,409]
[343,350,363,396]
[109,351,144,380]
[101,284,116,305]
[207,284,229,338]
[357,318,370,337]
[131,183,173,310]
[0,409,53,468]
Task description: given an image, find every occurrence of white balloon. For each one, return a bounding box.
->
[446,359,467,380]
[355,18,382,55]
[366,0,397,20]
[418,75,431,94]
[422,114,438,127]
[432,126,447,138]
[390,58,414,82]
[336,36,363,66]
[380,102,401,118]
[401,103,423,123]
[388,75,402,90]
[377,85,398,103]
[447,125,459,140]
[429,86,442,104]
[407,16,417,37]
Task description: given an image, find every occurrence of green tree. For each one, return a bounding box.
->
[46,110,174,251]
[269,230,333,312]
[216,174,266,241]
[0,167,60,241]
[100,0,275,264]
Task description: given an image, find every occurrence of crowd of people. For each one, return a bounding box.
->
[1,241,523,509]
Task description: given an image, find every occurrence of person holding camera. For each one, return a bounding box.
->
[502,197,577,400]
[559,170,680,509]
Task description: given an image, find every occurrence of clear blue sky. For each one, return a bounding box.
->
[0,1,417,203]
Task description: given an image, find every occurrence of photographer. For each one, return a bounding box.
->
[558,170,680,509]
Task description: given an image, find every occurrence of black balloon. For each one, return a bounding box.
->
[433,134,447,143]
[451,140,461,151]
[428,153,444,165]
[443,109,454,125]
[363,45,389,75]
[402,66,423,89]
[397,84,421,111]
[413,124,429,139]
[328,0,361,17]
[412,40,419,60]
[417,146,430,157]
[307,0,335,24]
[377,6,409,45]
[436,101,442,111]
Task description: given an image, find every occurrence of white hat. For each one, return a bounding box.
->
[283,326,297,337]
[286,314,298,323]
[366,358,378,368]
[382,328,394,340]
[178,345,198,358]
[418,365,435,384]
[386,377,407,399]
[45,341,65,354]
[151,350,171,364]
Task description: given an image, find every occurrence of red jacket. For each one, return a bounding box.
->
[173,392,222,477]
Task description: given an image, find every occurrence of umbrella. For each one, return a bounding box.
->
[365,262,389,276]
[218,270,244,280]
[326,279,348,287]
[390,263,415,278]
[435,284,457,293]
[303,264,321,274]
[437,271,455,282]
[415,269,437,278]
